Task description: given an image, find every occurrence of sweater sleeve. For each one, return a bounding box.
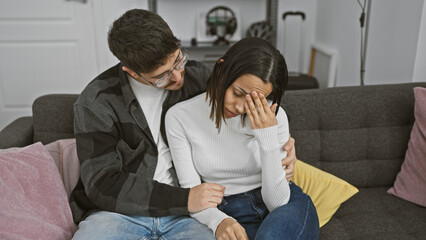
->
[252,106,290,211]
[165,107,234,234]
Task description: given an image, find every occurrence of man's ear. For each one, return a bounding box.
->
[122,66,139,79]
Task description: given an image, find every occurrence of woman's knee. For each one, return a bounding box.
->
[256,194,319,240]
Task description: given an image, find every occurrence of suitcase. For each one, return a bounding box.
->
[282,11,318,90]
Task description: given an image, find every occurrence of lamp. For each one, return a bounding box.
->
[358,0,372,85]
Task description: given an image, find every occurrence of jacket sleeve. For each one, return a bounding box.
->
[73,101,190,218]
[181,60,212,96]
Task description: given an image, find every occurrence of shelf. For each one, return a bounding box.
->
[148,0,278,46]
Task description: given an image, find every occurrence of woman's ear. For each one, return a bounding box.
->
[217,58,224,64]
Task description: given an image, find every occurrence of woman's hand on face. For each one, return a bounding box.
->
[245,91,277,129]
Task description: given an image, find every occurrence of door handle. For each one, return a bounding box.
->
[66,0,87,3]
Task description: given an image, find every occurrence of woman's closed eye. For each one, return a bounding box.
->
[233,90,244,97]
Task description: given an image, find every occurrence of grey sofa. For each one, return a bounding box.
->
[1,82,426,239]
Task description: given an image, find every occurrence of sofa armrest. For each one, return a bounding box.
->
[0,117,34,149]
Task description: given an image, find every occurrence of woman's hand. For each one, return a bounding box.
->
[216,218,249,240]
[188,183,225,213]
[245,91,277,129]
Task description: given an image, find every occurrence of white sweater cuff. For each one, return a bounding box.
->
[253,125,279,151]
[191,208,235,234]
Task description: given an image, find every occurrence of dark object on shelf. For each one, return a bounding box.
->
[246,21,273,42]
[190,38,197,46]
[282,11,318,90]
[206,6,237,46]
[287,75,319,90]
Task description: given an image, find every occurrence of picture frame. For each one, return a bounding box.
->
[308,42,339,88]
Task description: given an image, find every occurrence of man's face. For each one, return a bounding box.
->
[135,48,186,91]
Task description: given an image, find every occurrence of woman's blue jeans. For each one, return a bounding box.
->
[218,182,319,240]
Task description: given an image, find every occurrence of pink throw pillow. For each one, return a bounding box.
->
[0,142,76,239]
[44,138,80,198]
[388,87,426,207]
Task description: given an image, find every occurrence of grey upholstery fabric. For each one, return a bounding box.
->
[280,82,426,239]
[32,94,78,144]
[282,83,426,188]
[0,117,33,148]
[322,187,426,239]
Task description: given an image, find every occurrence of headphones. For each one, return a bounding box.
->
[206,6,237,37]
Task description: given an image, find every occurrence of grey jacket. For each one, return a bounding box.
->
[69,61,211,223]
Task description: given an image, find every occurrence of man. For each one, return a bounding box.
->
[70,9,297,240]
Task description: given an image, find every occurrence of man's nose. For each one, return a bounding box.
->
[170,68,183,82]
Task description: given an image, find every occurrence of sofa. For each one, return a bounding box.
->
[1,82,425,239]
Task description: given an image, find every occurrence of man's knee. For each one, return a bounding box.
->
[72,211,147,240]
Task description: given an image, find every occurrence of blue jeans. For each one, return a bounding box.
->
[218,182,319,240]
[72,211,215,240]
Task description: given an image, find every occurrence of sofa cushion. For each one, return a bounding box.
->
[387,87,426,207]
[44,138,80,198]
[320,187,426,239]
[282,83,426,188]
[293,160,358,227]
[0,142,76,239]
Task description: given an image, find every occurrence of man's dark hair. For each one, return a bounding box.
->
[108,9,180,74]
[206,37,288,130]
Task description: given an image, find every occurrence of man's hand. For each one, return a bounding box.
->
[188,183,225,213]
[282,136,296,182]
[216,218,248,240]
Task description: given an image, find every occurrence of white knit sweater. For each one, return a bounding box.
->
[165,93,290,233]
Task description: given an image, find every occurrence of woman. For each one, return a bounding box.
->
[165,37,319,240]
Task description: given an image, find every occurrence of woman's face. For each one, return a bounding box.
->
[223,74,273,118]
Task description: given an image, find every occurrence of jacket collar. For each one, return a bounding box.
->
[118,63,138,109]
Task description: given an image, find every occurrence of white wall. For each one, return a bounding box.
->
[93,0,148,72]
[315,0,424,86]
[413,0,426,82]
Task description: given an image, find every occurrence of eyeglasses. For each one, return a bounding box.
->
[139,48,189,88]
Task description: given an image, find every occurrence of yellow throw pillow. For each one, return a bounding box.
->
[293,160,359,227]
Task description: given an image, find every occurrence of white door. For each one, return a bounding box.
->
[0,0,99,130]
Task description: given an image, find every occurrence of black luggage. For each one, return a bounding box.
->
[282,11,318,90]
